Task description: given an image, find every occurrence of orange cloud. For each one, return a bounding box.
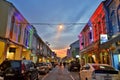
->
[53,48,67,58]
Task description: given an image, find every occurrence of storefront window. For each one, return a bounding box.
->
[88,54,95,63]
[101,52,110,64]
[118,54,120,62]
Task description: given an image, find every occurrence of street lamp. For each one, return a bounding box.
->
[57,24,64,32]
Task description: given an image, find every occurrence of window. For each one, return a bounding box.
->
[9,16,15,39]
[18,24,22,42]
[24,27,30,47]
[117,5,120,30]
[89,32,92,39]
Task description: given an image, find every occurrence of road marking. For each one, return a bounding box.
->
[66,68,75,80]
[69,75,75,80]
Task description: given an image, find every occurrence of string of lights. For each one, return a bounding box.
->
[16,22,87,26]
[16,21,111,26]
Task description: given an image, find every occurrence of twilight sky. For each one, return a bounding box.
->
[7,0,103,58]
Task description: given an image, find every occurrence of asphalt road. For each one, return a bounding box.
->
[39,65,80,80]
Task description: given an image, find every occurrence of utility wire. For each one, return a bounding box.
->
[16,21,110,26]
[16,22,87,25]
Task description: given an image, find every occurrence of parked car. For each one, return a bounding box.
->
[36,62,49,74]
[0,76,3,80]
[46,62,53,70]
[0,60,38,80]
[80,63,120,80]
[68,61,80,72]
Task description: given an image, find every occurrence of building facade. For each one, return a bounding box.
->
[0,0,53,63]
[79,0,120,70]
[69,40,79,59]
[79,2,107,64]
[100,0,120,69]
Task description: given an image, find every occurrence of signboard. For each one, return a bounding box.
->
[76,55,80,58]
[100,34,108,44]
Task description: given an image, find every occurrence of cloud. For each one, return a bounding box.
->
[53,48,68,58]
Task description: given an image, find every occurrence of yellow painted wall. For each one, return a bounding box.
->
[0,41,5,64]
[14,47,22,60]
[22,50,31,60]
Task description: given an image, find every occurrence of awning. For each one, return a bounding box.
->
[80,41,99,54]
[100,34,120,49]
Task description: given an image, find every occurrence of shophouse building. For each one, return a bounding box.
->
[0,0,53,63]
[100,0,120,69]
[79,0,120,70]
[0,0,35,63]
[79,2,108,64]
[69,40,79,59]
[79,22,95,63]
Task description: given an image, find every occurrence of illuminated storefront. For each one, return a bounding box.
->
[100,34,120,69]
[102,0,120,69]
[79,2,107,64]
[0,39,6,63]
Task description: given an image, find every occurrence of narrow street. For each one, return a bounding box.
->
[39,66,80,80]
[1,0,120,80]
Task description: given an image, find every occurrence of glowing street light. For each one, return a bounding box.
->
[55,24,64,40]
[57,24,64,31]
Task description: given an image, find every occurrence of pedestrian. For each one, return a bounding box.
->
[59,62,62,66]
[63,62,66,68]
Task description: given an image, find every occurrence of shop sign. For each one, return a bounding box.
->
[100,34,108,44]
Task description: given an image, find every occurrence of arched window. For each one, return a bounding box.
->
[117,5,120,29]
[9,15,15,39]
